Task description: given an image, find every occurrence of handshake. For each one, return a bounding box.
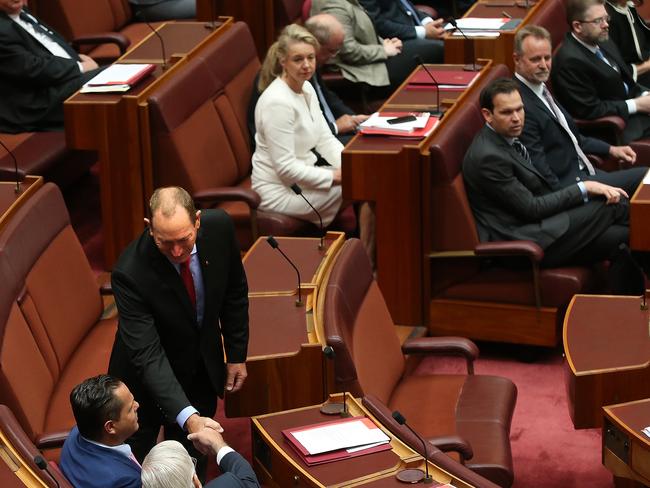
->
[186,416,229,456]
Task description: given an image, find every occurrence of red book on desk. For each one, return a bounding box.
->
[282,416,391,466]
[409,70,477,86]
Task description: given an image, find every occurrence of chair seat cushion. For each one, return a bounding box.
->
[438,265,599,308]
[390,373,517,487]
[43,316,117,437]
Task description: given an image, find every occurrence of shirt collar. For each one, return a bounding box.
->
[486,123,516,144]
[607,1,634,14]
[168,244,198,270]
[514,72,545,97]
[83,436,134,459]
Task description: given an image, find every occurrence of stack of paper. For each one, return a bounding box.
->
[283,416,391,465]
[81,63,155,94]
[359,112,438,139]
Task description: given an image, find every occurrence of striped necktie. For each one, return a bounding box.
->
[512,139,532,165]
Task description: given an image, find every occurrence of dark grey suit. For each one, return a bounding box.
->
[516,78,646,195]
[463,125,629,267]
[204,451,260,488]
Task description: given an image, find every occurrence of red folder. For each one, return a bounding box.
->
[88,64,155,86]
[409,70,478,86]
[282,416,392,466]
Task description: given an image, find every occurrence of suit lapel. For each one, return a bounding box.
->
[485,126,545,179]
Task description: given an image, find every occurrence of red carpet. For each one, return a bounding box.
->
[63,170,613,487]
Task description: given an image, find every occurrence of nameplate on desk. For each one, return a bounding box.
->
[282,416,391,466]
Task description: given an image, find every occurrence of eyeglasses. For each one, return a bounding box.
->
[579,15,610,25]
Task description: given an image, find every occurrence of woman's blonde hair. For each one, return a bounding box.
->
[257,23,319,92]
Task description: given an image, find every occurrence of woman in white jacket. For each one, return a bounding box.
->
[252,24,344,226]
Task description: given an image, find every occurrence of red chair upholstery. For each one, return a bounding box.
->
[36,0,162,64]
[0,132,95,189]
[0,183,117,458]
[322,238,517,487]
[147,22,355,249]
[426,64,606,347]
[0,405,72,487]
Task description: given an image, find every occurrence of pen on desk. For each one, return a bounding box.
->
[502,10,512,17]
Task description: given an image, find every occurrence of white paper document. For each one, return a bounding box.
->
[444,17,508,30]
[642,169,650,184]
[291,418,390,455]
[360,112,430,133]
[85,63,153,86]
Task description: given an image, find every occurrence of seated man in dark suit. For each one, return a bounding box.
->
[552,0,650,143]
[464,78,643,293]
[358,0,444,64]
[0,0,102,133]
[60,375,142,488]
[141,430,259,487]
[513,25,646,195]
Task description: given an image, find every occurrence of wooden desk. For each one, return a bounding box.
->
[226,234,345,417]
[342,62,493,326]
[603,399,650,487]
[631,178,650,251]
[251,394,474,487]
[444,0,550,71]
[563,295,650,429]
[65,19,233,267]
[0,176,43,232]
[244,232,345,295]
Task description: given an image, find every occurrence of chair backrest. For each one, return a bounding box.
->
[148,22,260,192]
[0,184,102,439]
[532,0,568,51]
[428,63,511,253]
[323,239,405,404]
[37,0,131,41]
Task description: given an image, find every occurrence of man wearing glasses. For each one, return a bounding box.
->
[552,0,650,143]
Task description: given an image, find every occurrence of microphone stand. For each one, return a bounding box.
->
[266,236,303,306]
[449,18,480,72]
[205,0,218,30]
[0,138,22,194]
[392,411,433,484]
[413,55,442,116]
[291,183,325,250]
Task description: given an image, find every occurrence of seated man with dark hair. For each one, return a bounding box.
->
[60,375,142,488]
[463,77,644,294]
[0,0,102,133]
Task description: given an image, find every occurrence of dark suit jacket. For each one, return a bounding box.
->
[462,125,585,248]
[59,427,142,488]
[516,78,610,188]
[247,70,354,147]
[606,2,650,65]
[204,451,260,488]
[108,209,248,422]
[0,10,98,133]
[358,0,428,40]
[551,32,650,142]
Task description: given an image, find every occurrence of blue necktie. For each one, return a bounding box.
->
[595,47,629,94]
[399,0,422,26]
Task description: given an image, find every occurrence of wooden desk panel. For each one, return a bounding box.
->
[563,295,650,429]
[251,395,473,487]
[604,399,650,487]
[65,20,233,267]
[631,180,650,251]
[342,63,492,326]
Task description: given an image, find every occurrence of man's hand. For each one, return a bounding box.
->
[79,54,98,72]
[185,414,223,434]
[634,94,650,113]
[609,145,637,164]
[382,38,402,57]
[225,363,247,392]
[335,114,369,134]
[583,180,629,204]
[424,18,445,39]
[187,427,228,456]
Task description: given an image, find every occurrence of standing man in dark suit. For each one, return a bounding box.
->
[513,25,646,195]
[109,186,249,477]
[0,0,102,133]
[464,79,636,282]
[60,375,142,488]
[552,0,650,143]
[359,0,444,63]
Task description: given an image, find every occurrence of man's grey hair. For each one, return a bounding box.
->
[141,440,195,488]
[514,25,551,55]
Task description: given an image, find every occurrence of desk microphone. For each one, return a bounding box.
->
[392,411,433,484]
[34,455,60,488]
[319,346,349,417]
[142,12,167,70]
[0,138,22,194]
[413,55,441,116]
[448,18,480,72]
[205,0,218,30]
[266,236,303,306]
[291,183,324,250]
